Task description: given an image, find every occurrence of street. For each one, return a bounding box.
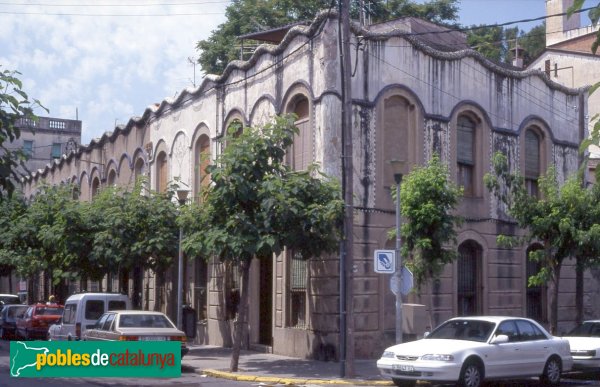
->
[1,339,600,387]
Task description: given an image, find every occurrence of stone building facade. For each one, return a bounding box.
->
[21,11,598,359]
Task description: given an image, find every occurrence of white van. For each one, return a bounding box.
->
[48,293,131,341]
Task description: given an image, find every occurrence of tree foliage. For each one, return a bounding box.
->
[485,152,600,333]
[467,23,546,65]
[196,0,459,75]
[392,155,462,321]
[181,114,343,371]
[0,67,47,197]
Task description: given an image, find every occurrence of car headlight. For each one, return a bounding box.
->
[421,354,454,361]
[381,351,395,358]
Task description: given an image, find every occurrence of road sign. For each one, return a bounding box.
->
[401,266,413,296]
[374,250,395,273]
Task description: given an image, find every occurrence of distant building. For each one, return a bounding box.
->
[12,116,82,177]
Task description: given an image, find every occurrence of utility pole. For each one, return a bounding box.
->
[339,0,354,378]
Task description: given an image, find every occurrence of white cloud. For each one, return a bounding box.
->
[0,0,228,144]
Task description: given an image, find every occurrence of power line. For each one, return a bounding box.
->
[0,0,231,6]
[0,10,226,16]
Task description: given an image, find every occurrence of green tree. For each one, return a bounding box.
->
[11,184,81,301]
[485,153,596,333]
[181,115,343,371]
[467,24,545,65]
[196,0,459,75]
[392,155,462,326]
[0,67,47,197]
[88,179,180,308]
[0,192,27,291]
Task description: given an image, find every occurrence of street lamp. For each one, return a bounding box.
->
[390,159,405,344]
[176,188,190,330]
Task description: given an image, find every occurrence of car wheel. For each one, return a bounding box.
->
[459,360,483,387]
[540,356,561,386]
[24,329,30,341]
[391,379,416,387]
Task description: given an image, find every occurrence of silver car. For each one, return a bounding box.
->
[377,316,572,387]
[563,319,600,370]
[82,310,188,357]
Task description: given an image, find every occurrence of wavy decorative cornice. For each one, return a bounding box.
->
[23,10,586,183]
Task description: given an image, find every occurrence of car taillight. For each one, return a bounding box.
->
[75,323,81,339]
[119,336,139,341]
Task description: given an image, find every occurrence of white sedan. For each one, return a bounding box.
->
[563,319,600,370]
[377,316,572,387]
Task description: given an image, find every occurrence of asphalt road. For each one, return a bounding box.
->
[1,339,600,386]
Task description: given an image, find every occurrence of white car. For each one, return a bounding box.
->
[563,319,600,370]
[377,316,572,387]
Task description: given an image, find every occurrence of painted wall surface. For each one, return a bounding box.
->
[20,12,595,359]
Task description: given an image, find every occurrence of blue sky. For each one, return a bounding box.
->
[0,0,596,144]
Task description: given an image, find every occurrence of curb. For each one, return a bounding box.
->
[200,369,394,385]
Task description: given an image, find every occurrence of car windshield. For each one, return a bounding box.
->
[567,322,600,337]
[36,307,63,316]
[7,306,28,318]
[118,314,174,329]
[0,296,20,305]
[426,319,495,342]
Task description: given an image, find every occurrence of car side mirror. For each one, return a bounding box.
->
[491,334,509,344]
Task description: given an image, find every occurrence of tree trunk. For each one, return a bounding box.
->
[575,258,584,325]
[230,259,250,372]
[547,255,562,335]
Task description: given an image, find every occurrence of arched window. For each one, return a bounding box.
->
[457,241,482,316]
[134,158,145,182]
[91,177,100,199]
[194,134,211,203]
[155,151,168,193]
[383,95,410,188]
[107,169,117,186]
[524,129,541,197]
[525,245,546,323]
[286,95,312,171]
[457,115,476,196]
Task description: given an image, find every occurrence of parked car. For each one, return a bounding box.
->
[562,319,600,370]
[376,316,572,387]
[16,303,63,340]
[83,310,188,357]
[0,294,21,312]
[48,292,131,341]
[0,304,29,340]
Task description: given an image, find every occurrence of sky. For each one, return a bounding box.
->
[0,0,596,145]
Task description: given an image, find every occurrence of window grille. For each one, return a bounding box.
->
[526,250,544,323]
[525,129,540,197]
[289,252,307,328]
[194,259,207,320]
[457,242,479,316]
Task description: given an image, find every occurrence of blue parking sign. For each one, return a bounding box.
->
[374,250,395,273]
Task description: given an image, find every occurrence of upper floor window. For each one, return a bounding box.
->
[194,134,211,203]
[457,115,476,196]
[524,129,541,197]
[156,152,168,193]
[286,95,312,171]
[23,140,33,158]
[51,143,62,159]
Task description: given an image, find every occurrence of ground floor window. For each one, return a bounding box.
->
[288,252,307,328]
[194,259,207,320]
[457,241,482,316]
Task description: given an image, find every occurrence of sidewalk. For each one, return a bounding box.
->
[182,345,393,385]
